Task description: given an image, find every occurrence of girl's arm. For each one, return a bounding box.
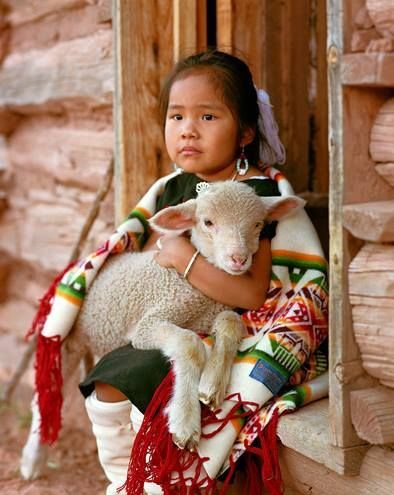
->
[154,236,271,310]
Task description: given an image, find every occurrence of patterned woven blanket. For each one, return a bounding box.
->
[29,166,328,492]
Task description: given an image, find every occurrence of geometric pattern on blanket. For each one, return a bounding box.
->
[27,163,329,476]
[122,166,329,489]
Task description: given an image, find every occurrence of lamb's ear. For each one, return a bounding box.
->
[149,199,197,234]
[262,195,306,221]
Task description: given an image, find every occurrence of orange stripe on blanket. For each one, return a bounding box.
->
[134,206,152,219]
[56,291,84,306]
[234,356,258,365]
[272,249,327,265]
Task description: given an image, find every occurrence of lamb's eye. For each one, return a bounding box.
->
[204,219,213,227]
[255,222,263,229]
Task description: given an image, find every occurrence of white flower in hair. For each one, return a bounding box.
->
[256,88,286,165]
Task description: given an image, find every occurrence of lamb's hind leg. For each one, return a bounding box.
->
[199,311,244,410]
[20,332,88,480]
[131,319,206,451]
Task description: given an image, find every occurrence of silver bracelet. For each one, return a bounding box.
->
[183,250,200,280]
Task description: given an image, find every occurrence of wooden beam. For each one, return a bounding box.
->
[281,445,394,495]
[343,200,394,242]
[216,0,233,53]
[0,31,113,107]
[341,53,394,86]
[264,0,310,192]
[327,0,372,451]
[351,387,394,444]
[173,0,197,62]
[375,162,394,186]
[113,0,171,223]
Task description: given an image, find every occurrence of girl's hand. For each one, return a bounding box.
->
[154,235,195,271]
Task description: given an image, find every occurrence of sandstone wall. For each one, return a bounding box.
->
[0,0,114,381]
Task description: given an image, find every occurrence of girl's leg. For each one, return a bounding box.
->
[86,382,164,495]
[85,382,132,495]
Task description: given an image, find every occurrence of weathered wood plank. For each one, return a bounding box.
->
[264,0,309,192]
[7,0,89,26]
[113,0,172,223]
[343,88,393,205]
[327,0,367,451]
[375,162,394,186]
[370,97,394,162]
[216,0,233,53]
[314,0,329,194]
[341,53,394,86]
[0,30,113,106]
[281,444,394,495]
[343,200,394,242]
[351,387,394,444]
[173,0,197,61]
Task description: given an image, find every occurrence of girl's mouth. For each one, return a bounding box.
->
[180,146,201,156]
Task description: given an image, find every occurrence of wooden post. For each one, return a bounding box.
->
[173,0,197,61]
[113,0,172,224]
[351,387,394,445]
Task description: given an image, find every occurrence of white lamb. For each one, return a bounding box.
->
[21,180,303,479]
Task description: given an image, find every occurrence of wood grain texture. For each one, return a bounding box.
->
[173,0,197,61]
[113,0,173,223]
[349,243,394,388]
[375,162,394,186]
[327,0,363,450]
[281,444,394,495]
[343,87,393,205]
[343,200,394,242]
[342,53,394,86]
[0,30,113,106]
[264,0,309,193]
[370,97,394,162]
[351,387,394,444]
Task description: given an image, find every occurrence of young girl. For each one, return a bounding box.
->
[79,50,285,494]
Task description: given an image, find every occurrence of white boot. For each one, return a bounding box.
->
[85,392,132,495]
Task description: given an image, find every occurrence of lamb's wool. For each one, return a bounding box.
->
[27,166,328,493]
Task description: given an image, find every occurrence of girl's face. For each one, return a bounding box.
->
[165,73,250,181]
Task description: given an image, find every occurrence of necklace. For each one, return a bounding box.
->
[195,169,239,194]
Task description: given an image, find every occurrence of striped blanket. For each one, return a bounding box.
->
[29,166,328,493]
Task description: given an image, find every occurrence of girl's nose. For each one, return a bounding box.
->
[181,121,198,138]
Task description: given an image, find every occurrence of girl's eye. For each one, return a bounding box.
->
[202,114,215,121]
[204,219,213,227]
[169,114,182,121]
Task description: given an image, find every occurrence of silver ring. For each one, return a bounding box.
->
[156,238,162,250]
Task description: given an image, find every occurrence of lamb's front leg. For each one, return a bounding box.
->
[199,311,244,410]
[131,319,206,450]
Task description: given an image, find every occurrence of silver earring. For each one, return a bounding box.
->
[173,163,183,172]
[236,146,249,176]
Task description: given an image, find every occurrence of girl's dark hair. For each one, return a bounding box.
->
[159,50,261,164]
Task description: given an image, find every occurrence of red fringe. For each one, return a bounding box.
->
[35,333,63,445]
[25,261,77,340]
[122,371,283,495]
[242,409,283,495]
[122,371,216,495]
[26,261,77,445]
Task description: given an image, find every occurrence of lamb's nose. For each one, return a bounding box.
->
[230,254,247,267]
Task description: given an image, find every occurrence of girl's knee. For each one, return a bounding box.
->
[95,381,128,402]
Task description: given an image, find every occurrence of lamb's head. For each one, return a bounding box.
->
[150,181,305,275]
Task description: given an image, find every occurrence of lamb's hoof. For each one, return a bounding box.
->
[168,407,201,451]
[172,428,200,452]
[199,377,226,410]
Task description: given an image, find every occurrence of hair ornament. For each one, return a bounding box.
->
[255,88,286,165]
